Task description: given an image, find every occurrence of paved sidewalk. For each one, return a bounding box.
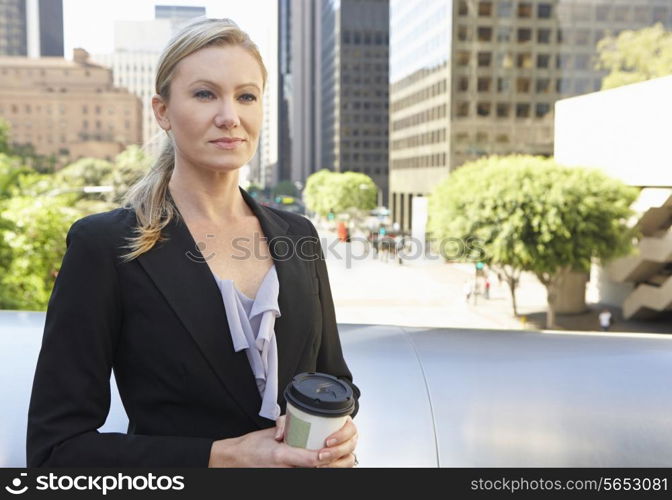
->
[316,226,671,334]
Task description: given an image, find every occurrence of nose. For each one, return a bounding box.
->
[213,97,240,129]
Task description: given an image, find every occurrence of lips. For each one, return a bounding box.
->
[209,138,245,150]
[211,138,244,143]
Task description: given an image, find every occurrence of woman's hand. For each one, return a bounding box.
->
[209,415,331,468]
[316,416,359,468]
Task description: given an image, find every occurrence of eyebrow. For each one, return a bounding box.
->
[189,79,261,92]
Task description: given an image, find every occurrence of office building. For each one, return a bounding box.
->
[320,0,390,206]
[389,0,672,232]
[0,0,63,57]
[0,49,142,166]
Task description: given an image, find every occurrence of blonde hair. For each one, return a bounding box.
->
[119,18,267,262]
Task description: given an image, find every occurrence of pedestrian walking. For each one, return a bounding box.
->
[463,280,472,303]
[599,309,612,332]
[484,279,491,300]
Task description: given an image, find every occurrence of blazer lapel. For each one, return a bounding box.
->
[137,187,314,429]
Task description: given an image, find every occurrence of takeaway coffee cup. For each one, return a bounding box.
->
[283,372,355,450]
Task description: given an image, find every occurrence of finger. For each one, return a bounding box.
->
[278,445,327,468]
[319,433,358,463]
[274,415,286,441]
[324,417,357,447]
[317,453,357,468]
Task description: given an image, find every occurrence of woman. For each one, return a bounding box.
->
[26,18,360,468]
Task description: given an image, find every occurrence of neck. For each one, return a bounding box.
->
[168,161,251,225]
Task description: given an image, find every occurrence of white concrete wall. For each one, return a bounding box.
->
[555,76,672,188]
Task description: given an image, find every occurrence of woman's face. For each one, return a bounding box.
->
[154,45,264,173]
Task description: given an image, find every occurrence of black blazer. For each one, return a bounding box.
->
[26,186,360,467]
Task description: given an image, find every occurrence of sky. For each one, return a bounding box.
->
[62,0,276,65]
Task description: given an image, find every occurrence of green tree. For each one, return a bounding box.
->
[107,145,151,204]
[304,169,336,216]
[272,180,299,198]
[428,155,638,328]
[0,153,32,199]
[0,195,80,310]
[0,119,11,154]
[596,23,672,89]
[304,169,377,217]
[53,157,115,190]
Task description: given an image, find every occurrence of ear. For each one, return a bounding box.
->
[151,94,170,131]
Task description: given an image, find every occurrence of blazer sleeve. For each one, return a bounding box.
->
[26,218,215,467]
[306,219,361,418]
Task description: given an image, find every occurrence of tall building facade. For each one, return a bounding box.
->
[259,2,280,189]
[389,0,672,232]
[0,0,63,57]
[277,0,321,186]
[155,4,206,23]
[0,49,142,166]
[320,0,390,205]
[36,0,63,56]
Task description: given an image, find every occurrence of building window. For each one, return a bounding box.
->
[478,1,492,16]
[496,27,512,42]
[517,53,533,68]
[516,78,531,92]
[477,27,492,42]
[457,76,469,91]
[497,78,510,92]
[477,77,491,92]
[518,2,532,18]
[496,134,509,143]
[458,0,468,16]
[458,25,471,41]
[496,103,510,118]
[536,103,551,118]
[556,54,571,69]
[574,30,590,45]
[518,28,532,43]
[497,1,513,17]
[537,54,551,68]
[574,54,590,70]
[556,78,570,93]
[556,30,566,45]
[596,5,611,21]
[653,7,667,22]
[537,28,552,44]
[574,78,590,94]
[516,103,530,118]
[538,3,552,18]
[536,78,551,93]
[477,103,491,116]
[496,52,514,69]
[614,6,628,22]
[457,51,470,66]
[634,7,648,23]
[477,52,492,67]
[456,102,470,117]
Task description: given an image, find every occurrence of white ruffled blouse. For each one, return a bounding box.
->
[211,265,282,421]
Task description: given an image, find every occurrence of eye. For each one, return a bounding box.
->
[239,93,258,103]
[194,89,215,100]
